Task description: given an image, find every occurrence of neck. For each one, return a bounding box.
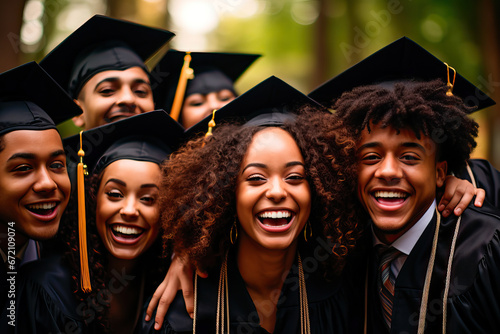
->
[236,234,298,332]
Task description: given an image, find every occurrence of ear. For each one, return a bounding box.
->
[72,99,85,128]
[435,160,448,188]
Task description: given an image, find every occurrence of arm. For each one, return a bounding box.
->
[145,255,206,330]
[437,175,485,217]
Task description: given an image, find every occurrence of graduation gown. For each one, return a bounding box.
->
[458,158,500,208]
[139,250,349,334]
[14,253,87,333]
[348,201,500,333]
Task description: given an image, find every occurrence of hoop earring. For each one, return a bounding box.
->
[230,221,238,245]
[303,221,312,242]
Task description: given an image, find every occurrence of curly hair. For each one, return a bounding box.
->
[331,79,479,174]
[159,106,363,275]
[57,169,168,332]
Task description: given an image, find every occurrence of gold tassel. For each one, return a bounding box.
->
[77,131,91,292]
[170,52,195,121]
[201,110,217,148]
[205,109,217,138]
[444,62,456,96]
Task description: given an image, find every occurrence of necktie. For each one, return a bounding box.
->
[377,246,400,329]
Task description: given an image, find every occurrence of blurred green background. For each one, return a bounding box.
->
[1,0,499,167]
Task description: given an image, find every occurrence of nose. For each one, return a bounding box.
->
[266,177,287,202]
[116,86,137,110]
[374,155,403,182]
[206,93,226,111]
[120,197,139,219]
[33,167,57,193]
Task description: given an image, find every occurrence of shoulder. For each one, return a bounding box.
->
[448,202,500,293]
[18,254,80,318]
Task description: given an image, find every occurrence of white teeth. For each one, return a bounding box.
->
[374,191,407,198]
[258,211,292,219]
[27,202,56,210]
[112,225,142,235]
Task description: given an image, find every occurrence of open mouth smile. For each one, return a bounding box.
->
[257,210,294,232]
[372,190,409,207]
[26,202,59,221]
[110,224,145,244]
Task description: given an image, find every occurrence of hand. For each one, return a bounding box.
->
[145,254,207,330]
[438,175,485,217]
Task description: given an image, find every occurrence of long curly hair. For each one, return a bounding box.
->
[159,105,363,276]
[331,79,479,174]
[57,167,168,333]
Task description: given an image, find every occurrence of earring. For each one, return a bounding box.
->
[303,221,312,242]
[230,221,238,245]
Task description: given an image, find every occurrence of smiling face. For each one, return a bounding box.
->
[181,89,236,128]
[96,159,161,260]
[73,67,155,130]
[0,129,70,242]
[356,124,447,244]
[235,127,311,253]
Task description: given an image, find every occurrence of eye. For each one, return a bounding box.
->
[99,88,115,96]
[105,190,123,200]
[247,174,266,183]
[134,84,151,98]
[140,195,156,205]
[400,154,420,163]
[50,161,66,171]
[360,153,381,164]
[12,164,32,172]
[286,173,305,182]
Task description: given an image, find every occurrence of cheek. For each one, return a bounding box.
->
[138,98,155,111]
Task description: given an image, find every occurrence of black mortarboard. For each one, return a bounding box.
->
[308,37,495,112]
[151,50,260,112]
[63,110,184,175]
[40,15,175,99]
[184,76,324,139]
[0,61,82,136]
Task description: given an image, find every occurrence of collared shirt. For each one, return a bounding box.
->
[372,200,436,278]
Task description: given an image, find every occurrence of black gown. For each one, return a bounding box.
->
[347,200,500,333]
[14,253,87,333]
[139,250,350,334]
[458,158,500,208]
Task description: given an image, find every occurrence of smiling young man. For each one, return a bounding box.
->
[0,62,82,331]
[333,79,500,333]
[40,15,174,130]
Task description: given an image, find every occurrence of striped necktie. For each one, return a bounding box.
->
[377,246,401,329]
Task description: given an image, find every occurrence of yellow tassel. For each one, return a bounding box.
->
[170,52,194,121]
[444,62,456,97]
[202,110,217,148]
[205,109,217,137]
[77,131,91,293]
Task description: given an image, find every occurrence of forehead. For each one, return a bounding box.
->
[245,127,303,160]
[359,124,437,154]
[84,66,150,86]
[1,129,63,151]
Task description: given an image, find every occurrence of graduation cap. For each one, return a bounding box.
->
[308,37,495,112]
[151,50,261,121]
[40,14,175,99]
[184,76,324,140]
[63,110,184,292]
[0,61,82,136]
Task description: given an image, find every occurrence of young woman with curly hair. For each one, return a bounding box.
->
[142,92,364,333]
[15,111,182,333]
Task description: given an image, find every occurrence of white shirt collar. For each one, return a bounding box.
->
[372,200,436,255]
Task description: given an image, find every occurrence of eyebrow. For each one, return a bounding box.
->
[7,150,66,162]
[241,161,305,174]
[358,141,426,152]
[104,178,126,187]
[141,184,159,189]
[94,77,150,90]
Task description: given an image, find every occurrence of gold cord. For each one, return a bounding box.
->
[298,255,311,334]
[444,62,456,97]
